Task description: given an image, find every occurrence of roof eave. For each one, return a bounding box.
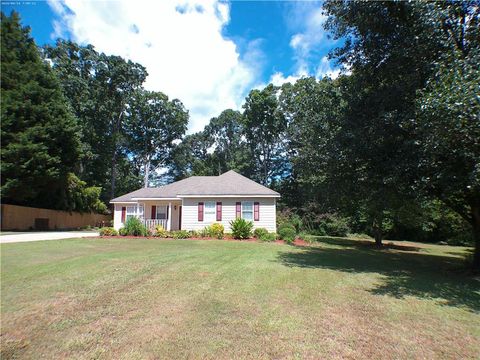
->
[176,194,280,198]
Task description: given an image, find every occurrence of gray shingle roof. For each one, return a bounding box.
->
[110,170,280,202]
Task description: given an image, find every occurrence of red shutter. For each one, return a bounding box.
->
[198,202,204,221]
[236,202,241,218]
[121,207,126,223]
[254,202,260,221]
[216,202,222,221]
[151,205,156,220]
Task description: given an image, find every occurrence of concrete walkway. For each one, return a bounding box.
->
[0,231,99,244]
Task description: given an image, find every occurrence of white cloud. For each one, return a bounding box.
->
[315,56,341,79]
[269,66,309,86]
[48,0,262,133]
[284,3,343,81]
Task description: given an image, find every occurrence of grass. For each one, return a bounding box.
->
[1,237,479,359]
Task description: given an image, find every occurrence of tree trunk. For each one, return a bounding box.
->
[110,151,117,199]
[471,204,480,271]
[110,111,123,200]
[373,229,383,247]
[372,218,383,247]
[144,158,150,188]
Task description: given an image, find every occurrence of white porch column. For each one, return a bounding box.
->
[167,202,172,231]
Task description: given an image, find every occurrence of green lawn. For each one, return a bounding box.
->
[1,237,479,359]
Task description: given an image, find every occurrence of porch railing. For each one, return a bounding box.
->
[144,219,168,230]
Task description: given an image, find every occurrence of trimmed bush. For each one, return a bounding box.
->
[259,232,276,242]
[230,218,253,239]
[206,223,224,239]
[278,227,296,244]
[118,227,127,236]
[171,230,191,239]
[253,227,269,239]
[123,217,148,236]
[99,227,118,236]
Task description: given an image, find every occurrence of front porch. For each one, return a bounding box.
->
[131,200,182,231]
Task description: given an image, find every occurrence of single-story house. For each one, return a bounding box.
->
[110,170,280,232]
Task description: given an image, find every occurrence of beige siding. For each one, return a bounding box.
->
[181,197,277,233]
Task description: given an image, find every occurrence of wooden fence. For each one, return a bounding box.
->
[0,204,112,231]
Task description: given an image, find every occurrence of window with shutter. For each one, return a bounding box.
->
[254,202,260,221]
[216,202,222,221]
[198,202,204,221]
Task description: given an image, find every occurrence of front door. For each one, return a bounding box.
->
[179,205,182,230]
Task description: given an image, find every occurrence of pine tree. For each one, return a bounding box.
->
[1,11,81,210]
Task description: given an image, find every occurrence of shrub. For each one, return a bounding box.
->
[118,227,127,236]
[189,230,200,238]
[199,227,209,237]
[230,218,253,239]
[99,227,118,236]
[154,224,168,237]
[259,232,276,242]
[277,208,302,232]
[302,212,350,237]
[278,223,296,233]
[123,217,148,236]
[171,230,191,239]
[278,227,296,244]
[253,227,269,239]
[206,223,224,239]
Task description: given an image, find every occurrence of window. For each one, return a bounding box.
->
[156,205,167,220]
[204,201,216,221]
[242,201,253,221]
[126,204,144,221]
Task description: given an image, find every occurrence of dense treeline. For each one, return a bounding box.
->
[1,11,189,212]
[1,2,479,267]
[169,1,480,267]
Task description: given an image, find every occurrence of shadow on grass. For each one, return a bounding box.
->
[278,237,480,312]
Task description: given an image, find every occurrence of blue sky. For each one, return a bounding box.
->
[2,0,342,132]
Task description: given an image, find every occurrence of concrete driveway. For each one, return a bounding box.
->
[0,231,99,244]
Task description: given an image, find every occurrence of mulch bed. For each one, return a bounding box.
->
[95,236,310,247]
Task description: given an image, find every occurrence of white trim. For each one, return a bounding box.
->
[131,197,180,201]
[177,194,280,198]
[113,195,280,203]
[167,202,172,231]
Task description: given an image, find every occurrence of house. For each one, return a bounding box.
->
[110,170,280,232]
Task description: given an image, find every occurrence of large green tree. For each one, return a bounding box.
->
[125,89,188,187]
[415,2,480,267]
[1,12,81,210]
[203,109,250,175]
[44,40,148,200]
[323,1,480,261]
[279,77,343,207]
[168,132,216,180]
[243,84,288,185]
